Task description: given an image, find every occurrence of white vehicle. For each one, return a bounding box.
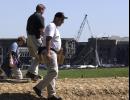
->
[87,65,98,68]
[60,65,71,69]
[101,64,114,67]
[77,65,87,69]
[77,65,98,69]
[39,64,47,69]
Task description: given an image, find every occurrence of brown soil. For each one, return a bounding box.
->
[0,77,129,100]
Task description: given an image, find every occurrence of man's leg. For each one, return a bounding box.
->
[47,78,56,97]
[34,51,58,96]
[1,64,12,78]
[27,57,39,75]
[12,67,23,79]
[26,35,42,80]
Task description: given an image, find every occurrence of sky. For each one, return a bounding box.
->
[0,0,129,42]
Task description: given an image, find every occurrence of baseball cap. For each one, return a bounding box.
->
[55,12,68,19]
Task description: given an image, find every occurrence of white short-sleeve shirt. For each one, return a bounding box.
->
[43,23,61,52]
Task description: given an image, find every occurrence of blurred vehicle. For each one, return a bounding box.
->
[39,64,47,69]
[60,65,71,69]
[101,64,114,68]
[77,65,98,69]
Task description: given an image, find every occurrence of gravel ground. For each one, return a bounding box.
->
[0,77,129,100]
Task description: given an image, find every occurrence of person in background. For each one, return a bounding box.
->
[1,36,26,79]
[26,4,46,81]
[33,12,67,100]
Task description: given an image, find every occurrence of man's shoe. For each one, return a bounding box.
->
[33,75,42,81]
[26,72,35,78]
[33,87,47,99]
[48,95,62,100]
[26,72,41,81]
[33,87,42,97]
[38,75,42,79]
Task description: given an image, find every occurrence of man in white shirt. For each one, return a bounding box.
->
[33,12,67,100]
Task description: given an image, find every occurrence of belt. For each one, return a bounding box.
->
[38,47,57,54]
[50,48,57,54]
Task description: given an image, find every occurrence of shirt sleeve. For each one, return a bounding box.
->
[36,14,45,29]
[45,24,56,37]
[9,42,18,53]
[35,13,45,39]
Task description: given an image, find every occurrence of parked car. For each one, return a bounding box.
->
[101,64,114,67]
[77,65,98,69]
[39,64,47,69]
[60,65,71,69]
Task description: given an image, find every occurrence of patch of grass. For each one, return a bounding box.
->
[38,67,129,79]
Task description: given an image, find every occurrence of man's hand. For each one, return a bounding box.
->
[46,36,52,63]
[46,52,51,63]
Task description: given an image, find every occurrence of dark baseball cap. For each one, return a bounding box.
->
[55,12,68,19]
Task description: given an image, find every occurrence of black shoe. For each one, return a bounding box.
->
[33,75,42,81]
[26,72,35,78]
[38,75,42,79]
[33,87,44,98]
[48,95,62,100]
[26,72,41,81]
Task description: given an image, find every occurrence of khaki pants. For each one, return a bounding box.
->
[35,50,58,97]
[12,67,23,79]
[27,35,42,75]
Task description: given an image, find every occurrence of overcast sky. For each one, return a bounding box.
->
[0,0,129,41]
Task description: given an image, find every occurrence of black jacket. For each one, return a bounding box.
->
[26,12,45,39]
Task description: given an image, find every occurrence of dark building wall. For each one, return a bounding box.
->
[85,37,129,66]
[62,38,76,64]
[71,37,129,66]
[0,39,16,65]
[95,38,117,64]
[116,41,129,66]
[0,37,129,66]
[71,42,90,65]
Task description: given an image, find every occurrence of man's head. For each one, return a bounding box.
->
[17,36,26,46]
[53,12,68,26]
[36,4,46,14]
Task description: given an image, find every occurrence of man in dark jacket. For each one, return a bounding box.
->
[26,4,46,81]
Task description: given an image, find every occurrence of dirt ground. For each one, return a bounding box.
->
[0,77,129,100]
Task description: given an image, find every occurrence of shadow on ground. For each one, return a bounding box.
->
[0,93,44,100]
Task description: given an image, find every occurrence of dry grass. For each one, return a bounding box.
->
[0,77,129,100]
